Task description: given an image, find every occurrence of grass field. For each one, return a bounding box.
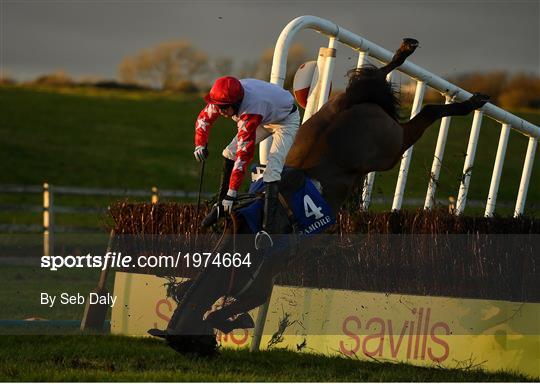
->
[0,335,533,381]
[1,84,539,229]
[1,85,538,381]
[0,265,114,320]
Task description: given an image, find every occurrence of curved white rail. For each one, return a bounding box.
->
[267,15,539,138]
[252,15,539,353]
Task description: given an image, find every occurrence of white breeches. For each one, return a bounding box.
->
[222,110,300,183]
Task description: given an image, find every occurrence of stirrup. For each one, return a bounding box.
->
[255,230,273,250]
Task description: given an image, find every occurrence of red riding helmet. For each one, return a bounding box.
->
[204,76,244,105]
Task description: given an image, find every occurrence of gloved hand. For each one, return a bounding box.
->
[222,190,237,213]
[194,145,209,162]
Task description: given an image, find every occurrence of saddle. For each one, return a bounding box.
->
[234,167,335,235]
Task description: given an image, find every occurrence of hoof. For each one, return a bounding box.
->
[398,38,419,57]
[148,328,168,339]
[166,334,219,357]
[468,93,490,109]
[402,38,419,49]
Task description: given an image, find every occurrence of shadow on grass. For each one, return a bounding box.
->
[0,335,534,382]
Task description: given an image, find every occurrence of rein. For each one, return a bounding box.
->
[226,212,239,297]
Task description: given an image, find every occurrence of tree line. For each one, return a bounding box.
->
[1,38,538,109]
[117,39,308,92]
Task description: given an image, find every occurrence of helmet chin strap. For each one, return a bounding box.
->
[232,100,242,116]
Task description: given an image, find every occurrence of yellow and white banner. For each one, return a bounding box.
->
[111,272,539,378]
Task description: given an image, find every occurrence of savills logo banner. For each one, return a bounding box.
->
[111,272,540,378]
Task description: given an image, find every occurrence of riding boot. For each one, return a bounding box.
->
[201,157,234,228]
[262,181,280,235]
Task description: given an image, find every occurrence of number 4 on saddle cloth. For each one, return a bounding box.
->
[235,166,336,235]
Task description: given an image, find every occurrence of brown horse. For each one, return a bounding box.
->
[152,38,489,355]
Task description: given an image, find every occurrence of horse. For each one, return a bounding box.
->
[150,38,489,355]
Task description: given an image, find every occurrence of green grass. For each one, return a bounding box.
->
[1,85,537,381]
[0,85,232,191]
[0,265,114,320]
[1,84,539,228]
[0,335,533,381]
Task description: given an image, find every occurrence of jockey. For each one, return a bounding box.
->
[194,76,300,234]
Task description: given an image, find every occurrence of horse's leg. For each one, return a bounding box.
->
[379,38,419,77]
[166,265,229,336]
[162,264,232,356]
[207,236,318,334]
[205,280,273,334]
[166,223,249,337]
[400,93,490,153]
[205,295,264,334]
[206,254,276,333]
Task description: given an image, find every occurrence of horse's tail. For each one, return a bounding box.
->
[340,65,401,121]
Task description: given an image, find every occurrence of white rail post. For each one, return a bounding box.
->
[485,123,511,217]
[253,36,338,353]
[455,110,484,215]
[302,47,330,124]
[392,80,426,211]
[362,69,394,211]
[424,96,452,210]
[43,182,54,256]
[356,50,375,210]
[316,37,337,110]
[514,137,538,217]
[357,50,368,68]
[151,186,159,204]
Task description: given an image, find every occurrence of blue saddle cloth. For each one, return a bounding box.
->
[236,177,335,235]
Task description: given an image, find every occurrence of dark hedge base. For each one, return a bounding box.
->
[109,203,539,302]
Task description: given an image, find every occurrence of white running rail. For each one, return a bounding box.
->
[252,15,539,352]
[259,15,539,217]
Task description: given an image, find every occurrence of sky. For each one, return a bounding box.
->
[1,0,539,88]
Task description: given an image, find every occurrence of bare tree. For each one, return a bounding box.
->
[214,57,233,77]
[118,57,137,84]
[499,73,540,109]
[118,39,210,90]
[33,70,74,86]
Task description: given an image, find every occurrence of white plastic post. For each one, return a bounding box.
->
[357,50,368,68]
[43,182,54,256]
[316,37,337,110]
[424,96,453,210]
[455,110,484,215]
[361,173,376,210]
[392,81,426,211]
[302,47,329,124]
[252,38,337,352]
[249,286,272,352]
[514,137,538,217]
[484,123,511,217]
[357,51,372,209]
[362,71,394,211]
